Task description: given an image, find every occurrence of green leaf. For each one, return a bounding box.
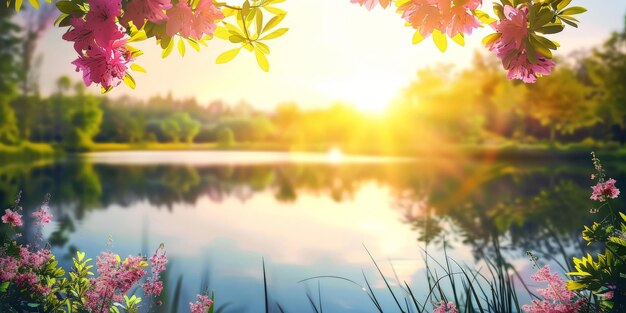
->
[129,30,147,43]
[162,38,175,58]
[214,26,231,40]
[0,281,10,292]
[432,29,447,52]
[412,30,424,44]
[15,0,22,11]
[27,0,38,9]
[254,42,270,54]
[177,38,186,57]
[56,1,80,14]
[262,14,285,33]
[560,6,586,15]
[260,28,288,40]
[186,38,201,51]
[536,23,565,34]
[264,6,286,15]
[482,32,501,46]
[130,63,147,73]
[255,9,263,34]
[54,13,70,27]
[556,0,572,11]
[451,33,464,47]
[215,47,241,64]
[255,50,269,72]
[228,35,245,43]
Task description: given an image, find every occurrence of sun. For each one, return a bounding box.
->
[319,75,401,115]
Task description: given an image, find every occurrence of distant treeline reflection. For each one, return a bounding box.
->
[2,158,622,261]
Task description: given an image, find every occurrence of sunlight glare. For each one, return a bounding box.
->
[328,147,344,163]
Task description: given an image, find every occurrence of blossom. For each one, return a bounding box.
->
[62,17,96,53]
[399,0,444,37]
[522,265,584,313]
[15,272,51,295]
[122,0,172,29]
[19,247,52,270]
[433,301,459,313]
[350,0,391,10]
[166,1,194,37]
[143,246,168,296]
[190,0,224,39]
[85,0,125,47]
[32,206,53,225]
[446,4,480,37]
[2,209,23,227]
[399,0,481,38]
[72,42,132,90]
[190,294,214,313]
[591,178,620,202]
[505,52,555,83]
[492,5,528,51]
[0,256,19,281]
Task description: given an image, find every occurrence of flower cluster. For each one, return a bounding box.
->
[351,0,585,83]
[143,245,168,297]
[590,178,620,202]
[486,5,555,83]
[84,252,148,312]
[1,208,22,227]
[398,0,481,38]
[523,265,584,313]
[32,205,53,225]
[0,247,53,296]
[190,294,214,313]
[433,301,459,313]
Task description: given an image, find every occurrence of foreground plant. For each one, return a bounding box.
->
[565,152,626,312]
[0,198,168,313]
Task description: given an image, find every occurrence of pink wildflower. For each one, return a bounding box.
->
[492,5,528,51]
[591,178,620,202]
[2,209,23,227]
[32,206,53,225]
[62,17,96,53]
[143,246,168,296]
[190,294,214,313]
[350,0,391,10]
[190,0,224,39]
[15,272,51,295]
[72,42,132,89]
[166,1,194,37]
[0,256,19,281]
[522,265,583,313]
[19,247,52,270]
[122,0,172,29]
[433,301,459,313]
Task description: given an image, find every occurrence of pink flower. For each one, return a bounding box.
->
[122,0,172,29]
[15,272,51,295]
[32,206,53,225]
[72,42,132,89]
[591,178,620,202]
[2,209,23,227]
[85,0,125,47]
[350,0,391,10]
[62,17,96,53]
[144,246,167,296]
[446,4,480,37]
[19,247,52,270]
[399,0,444,37]
[433,301,459,313]
[492,5,528,51]
[166,1,194,37]
[0,256,19,281]
[505,52,555,83]
[522,265,584,313]
[190,0,224,39]
[190,294,214,313]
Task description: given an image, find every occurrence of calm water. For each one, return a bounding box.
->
[1,151,619,312]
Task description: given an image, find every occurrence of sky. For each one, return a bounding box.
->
[34,0,626,113]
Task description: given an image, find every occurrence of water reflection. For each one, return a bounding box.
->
[1,152,621,312]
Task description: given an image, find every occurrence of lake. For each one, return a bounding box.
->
[1,151,616,312]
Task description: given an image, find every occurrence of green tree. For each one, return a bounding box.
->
[217,127,235,148]
[174,112,201,143]
[0,6,21,145]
